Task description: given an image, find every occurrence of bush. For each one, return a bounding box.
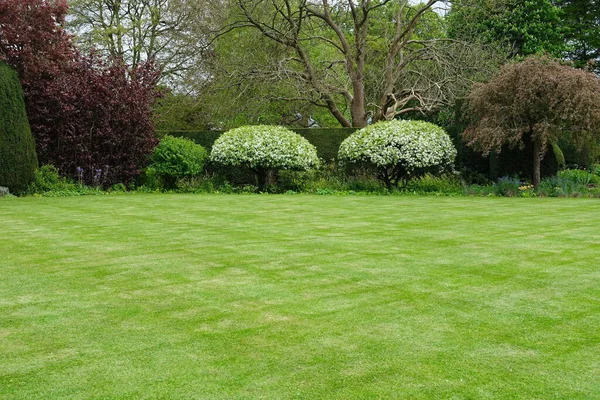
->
[0,62,38,194]
[210,125,320,187]
[557,169,600,186]
[405,174,464,194]
[535,175,600,197]
[27,165,77,193]
[338,120,456,189]
[149,135,208,189]
[491,176,521,197]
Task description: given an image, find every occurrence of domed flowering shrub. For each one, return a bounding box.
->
[210,125,319,187]
[338,120,456,189]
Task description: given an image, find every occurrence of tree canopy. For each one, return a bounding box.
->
[447,0,565,57]
[463,56,600,187]
[0,0,160,185]
[212,0,503,128]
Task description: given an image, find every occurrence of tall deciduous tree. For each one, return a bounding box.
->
[216,0,503,128]
[463,56,600,187]
[67,0,213,84]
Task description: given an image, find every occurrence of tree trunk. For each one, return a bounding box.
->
[350,96,367,128]
[489,148,499,181]
[532,137,542,188]
[256,168,277,189]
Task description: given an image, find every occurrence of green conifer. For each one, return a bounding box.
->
[0,62,38,194]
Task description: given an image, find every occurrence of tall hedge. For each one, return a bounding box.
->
[0,62,38,194]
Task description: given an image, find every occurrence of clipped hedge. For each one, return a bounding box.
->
[0,62,38,194]
[159,128,357,162]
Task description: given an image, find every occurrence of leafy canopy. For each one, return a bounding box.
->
[339,120,456,189]
[0,0,160,186]
[210,125,320,172]
[463,56,600,186]
[150,135,208,188]
[447,0,565,57]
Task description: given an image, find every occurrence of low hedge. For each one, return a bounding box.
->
[158,128,357,162]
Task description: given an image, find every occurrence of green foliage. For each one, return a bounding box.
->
[557,0,600,72]
[339,120,457,189]
[536,175,589,197]
[25,165,108,196]
[210,125,320,172]
[447,0,565,56]
[0,62,38,194]
[551,142,566,170]
[557,169,600,185]
[160,128,357,162]
[492,176,522,197]
[405,174,464,195]
[149,135,208,188]
[153,92,209,131]
[294,129,357,161]
[27,165,78,193]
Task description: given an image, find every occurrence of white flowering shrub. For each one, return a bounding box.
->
[338,120,456,188]
[210,125,320,187]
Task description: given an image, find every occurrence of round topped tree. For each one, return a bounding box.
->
[339,120,456,189]
[210,125,319,188]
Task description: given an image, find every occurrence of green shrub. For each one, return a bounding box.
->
[27,165,78,193]
[338,120,456,189]
[492,176,521,197]
[149,135,208,189]
[537,175,588,197]
[0,62,38,194]
[25,165,109,196]
[405,174,463,194]
[557,169,600,186]
[210,125,320,188]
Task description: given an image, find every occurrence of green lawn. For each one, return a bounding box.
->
[1,195,599,399]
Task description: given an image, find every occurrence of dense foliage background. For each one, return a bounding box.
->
[1,0,599,195]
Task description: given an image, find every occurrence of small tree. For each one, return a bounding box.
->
[149,135,208,189]
[210,125,320,188]
[463,56,600,187]
[0,62,38,194]
[338,120,456,190]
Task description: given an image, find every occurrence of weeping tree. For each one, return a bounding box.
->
[463,56,600,188]
[0,62,38,194]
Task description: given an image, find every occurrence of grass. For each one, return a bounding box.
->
[1,194,599,399]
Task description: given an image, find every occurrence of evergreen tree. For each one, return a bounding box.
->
[0,62,38,194]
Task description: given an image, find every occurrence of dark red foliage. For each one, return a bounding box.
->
[0,0,72,81]
[463,56,600,186]
[0,0,160,186]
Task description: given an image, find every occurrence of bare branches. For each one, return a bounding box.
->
[212,0,504,127]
